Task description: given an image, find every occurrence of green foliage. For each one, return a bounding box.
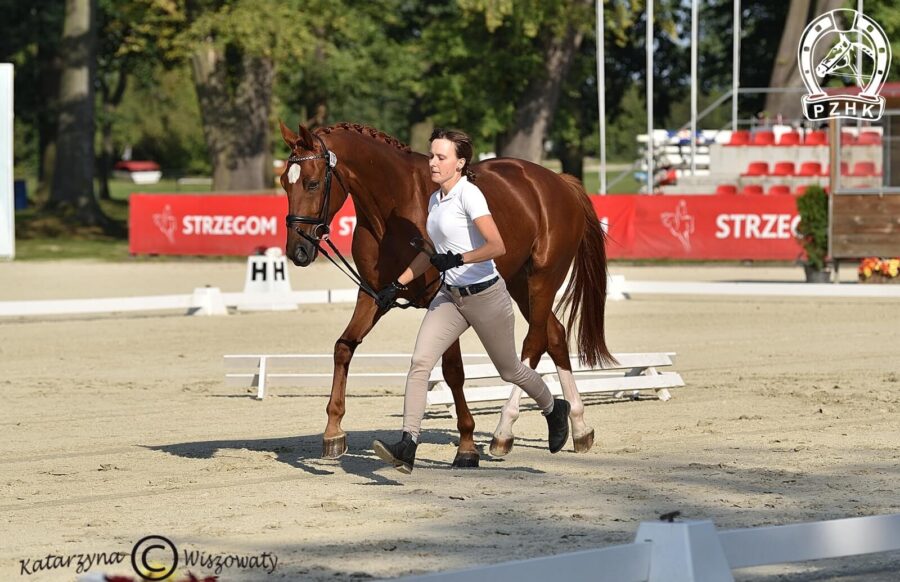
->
[867,2,900,82]
[111,66,209,174]
[275,0,425,145]
[795,185,829,271]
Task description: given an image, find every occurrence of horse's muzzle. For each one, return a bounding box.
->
[291,243,316,267]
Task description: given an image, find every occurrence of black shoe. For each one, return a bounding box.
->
[373,432,418,473]
[545,399,571,453]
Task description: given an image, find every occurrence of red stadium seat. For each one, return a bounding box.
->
[804,131,828,146]
[727,130,750,146]
[798,161,823,176]
[851,161,878,176]
[822,162,850,176]
[857,131,882,145]
[715,184,738,196]
[741,184,764,196]
[777,132,800,146]
[742,161,770,176]
[772,161,796,176]
[840,132,857,145]
[751,131,776,146]
[767,184,791,196]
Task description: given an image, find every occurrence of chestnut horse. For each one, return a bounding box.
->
[279,122,614,466]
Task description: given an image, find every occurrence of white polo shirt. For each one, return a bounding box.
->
[426,176,500,287]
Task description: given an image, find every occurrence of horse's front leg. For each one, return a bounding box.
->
[441,340,479,468]
[323,291,381,459]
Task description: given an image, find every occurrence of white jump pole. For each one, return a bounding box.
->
[0,63,14,260]
[732,0,740,131]
[596,0,607,195]
[690,0,698,175]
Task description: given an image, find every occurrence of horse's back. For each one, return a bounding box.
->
[473,158,589,272]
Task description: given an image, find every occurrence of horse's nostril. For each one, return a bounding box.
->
[295,247,309,265]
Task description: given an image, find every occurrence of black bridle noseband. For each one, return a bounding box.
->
[283,135,441,310]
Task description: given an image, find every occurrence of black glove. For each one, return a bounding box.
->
[375,281,406,310]
[430,251,464,272]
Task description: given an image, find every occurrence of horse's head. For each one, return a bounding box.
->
[279,121,348,267]
[816,33,851,78]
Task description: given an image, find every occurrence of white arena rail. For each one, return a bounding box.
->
[223,352,683,403]
[5,276,899,318]
[395,513,900,582]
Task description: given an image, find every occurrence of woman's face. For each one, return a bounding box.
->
[429,138,463,187]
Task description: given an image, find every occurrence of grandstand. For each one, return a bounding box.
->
[633,83,900,197]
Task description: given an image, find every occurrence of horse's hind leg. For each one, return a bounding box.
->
[547,314,595,452]
[441,340,479,467]
[490,386,524,456]
[489,275,528,456]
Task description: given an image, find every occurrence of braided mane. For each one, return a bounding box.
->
[316,122,412,154]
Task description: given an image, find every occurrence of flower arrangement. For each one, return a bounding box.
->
[858,257,900,282]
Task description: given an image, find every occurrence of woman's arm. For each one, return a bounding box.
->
[396,252,433,286]
[463,215,506,264]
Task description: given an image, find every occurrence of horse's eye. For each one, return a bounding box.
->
[308,180,320,190]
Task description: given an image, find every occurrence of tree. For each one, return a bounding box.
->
[274,0,426,148]
[0,0,66,204]
[181,0,323,191]
[48,0,107,226]
[494,0,594,161]
[765,0,843,119]
[95,0,183,199]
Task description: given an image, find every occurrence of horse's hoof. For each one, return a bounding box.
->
[489,436,514,457]
[572,428,595,453]
[452,451,480,468]
[322,434,348,459]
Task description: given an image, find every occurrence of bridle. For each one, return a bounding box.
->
[285,134,347,241]
[283,134,442,310]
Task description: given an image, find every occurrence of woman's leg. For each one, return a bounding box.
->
[402,290,470,440]
[461,280,554,411]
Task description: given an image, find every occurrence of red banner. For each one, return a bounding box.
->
[593,195,802,260]
[129,193,801,260]
[129,194,357,256]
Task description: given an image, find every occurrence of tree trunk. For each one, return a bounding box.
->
[35,12,63,206]
[766,0,845,119]
[48,0,105,226]
[192,44,274,191]
[498,24,585,162]
[558,142,584,180]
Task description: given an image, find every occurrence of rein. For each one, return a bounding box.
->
[284,137,442,311]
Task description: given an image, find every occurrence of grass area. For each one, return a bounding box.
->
[107,178,213,201]
[582,171,641,195]
[14,238,132,261]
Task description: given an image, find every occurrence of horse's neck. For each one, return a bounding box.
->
[331,136,428,237]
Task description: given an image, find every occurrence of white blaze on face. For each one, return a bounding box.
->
[287,164,301,185]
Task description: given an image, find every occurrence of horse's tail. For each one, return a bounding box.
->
[555,175,617,368]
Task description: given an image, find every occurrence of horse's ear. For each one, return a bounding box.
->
[297,124,316,150]
[279,120,299,148]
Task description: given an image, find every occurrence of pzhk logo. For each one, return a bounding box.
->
[798,9,892,121]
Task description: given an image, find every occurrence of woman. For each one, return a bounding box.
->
[371,128,570,474]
